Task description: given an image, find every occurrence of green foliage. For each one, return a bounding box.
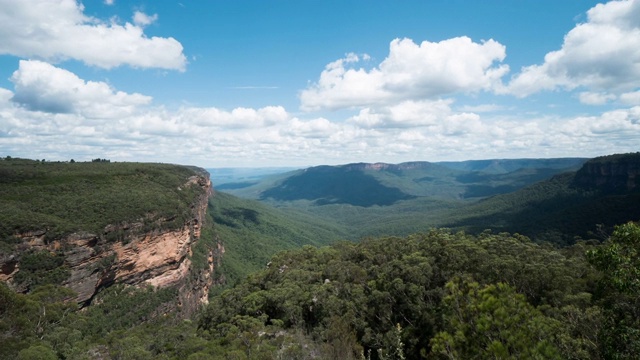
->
[430,278,561,359]
[445,172,640,244]
[3,155,640,359]
[12,251,70,289]
[222,155,639,246]
[587,222,640,293]
[0,223,636,359]
[0,159,206,243]
[587,222,640,359]
[0,283,78,359]
[209,192,347,286]
[0,281,210,360]
[81,284,179,339]
[200,229,600,359]
[17,344,57,360]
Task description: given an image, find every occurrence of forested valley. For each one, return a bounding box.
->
[3,225,639,359]
[1,154,639,359]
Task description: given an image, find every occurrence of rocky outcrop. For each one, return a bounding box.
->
[0,172,217,312]
[573,153,640,193]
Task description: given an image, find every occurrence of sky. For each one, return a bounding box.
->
[0,0,639,167]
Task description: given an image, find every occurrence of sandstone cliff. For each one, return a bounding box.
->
[0,171,219,314]
[573,152,640,192]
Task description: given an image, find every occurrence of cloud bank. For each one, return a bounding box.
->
[0,0,186,70]
[1,1,639,167]
[1,61,638,167]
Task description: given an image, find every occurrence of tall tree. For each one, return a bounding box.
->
[430,278,561,359]
[587,222,640,359]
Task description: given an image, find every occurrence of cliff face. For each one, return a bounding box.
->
[573,153,640,193]
[0,173,218,313]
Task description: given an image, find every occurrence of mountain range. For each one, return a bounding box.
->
[2,153,640,359]
[214,154,639,243]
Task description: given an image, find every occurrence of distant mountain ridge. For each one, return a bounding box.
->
[437,158,587,174]
[224,157,588,206]
[260,165,417,207]
[213,154,639,244]
[340,158,588,174]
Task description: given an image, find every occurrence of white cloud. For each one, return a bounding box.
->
[508,0,640,97]
[562,107,640,138]
[104,0,114,5]
[178,105,288,129]
[578,91,617,105]
[133,11,158,27]
[348,99,453,128]
[280,117,341,138]
[458,104,505,113]
[300,37,509,111]
[10,60,152,118]
[620,91,640,105]
[0,63,637,167]
[0,0,186,70]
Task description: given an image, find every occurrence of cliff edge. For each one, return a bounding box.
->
[573,152,640,193]
[0,159,219,313]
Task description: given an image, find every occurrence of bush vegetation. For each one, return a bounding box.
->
[3,223,638,359]
[0,158,206,245]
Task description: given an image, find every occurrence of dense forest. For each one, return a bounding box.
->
[1,155,640,359]
[2,224,639,359]
[0,158,206,244]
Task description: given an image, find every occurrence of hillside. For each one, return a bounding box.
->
[198,224,639,359]
[208,191,348,287]
[3,222,639,359]
[445,153,640,244]
[0,158,218,310]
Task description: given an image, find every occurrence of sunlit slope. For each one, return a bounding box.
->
[208,191,349,285]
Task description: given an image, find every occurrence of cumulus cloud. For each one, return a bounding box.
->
[133,11,158,27]
[300,37,509,111]
[347,99,484,138]
[177,105,288,129]
[280,117,341,138]
[620,91,640,105]
[0,0,186,70]
[10,60,152,118]
[348,99,454,128]
[0,63,637,167]
[578,91,617,105]
[508,0,640,97]
[562,107,640,139]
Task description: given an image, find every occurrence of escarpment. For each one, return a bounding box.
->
[573,152,640,192]
[0,161,219,315]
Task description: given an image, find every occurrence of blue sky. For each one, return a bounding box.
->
[0,0,638,167]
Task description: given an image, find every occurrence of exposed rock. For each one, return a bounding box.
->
[573,153,640,193]
[0,255,18,282]
[3,171,217,314]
